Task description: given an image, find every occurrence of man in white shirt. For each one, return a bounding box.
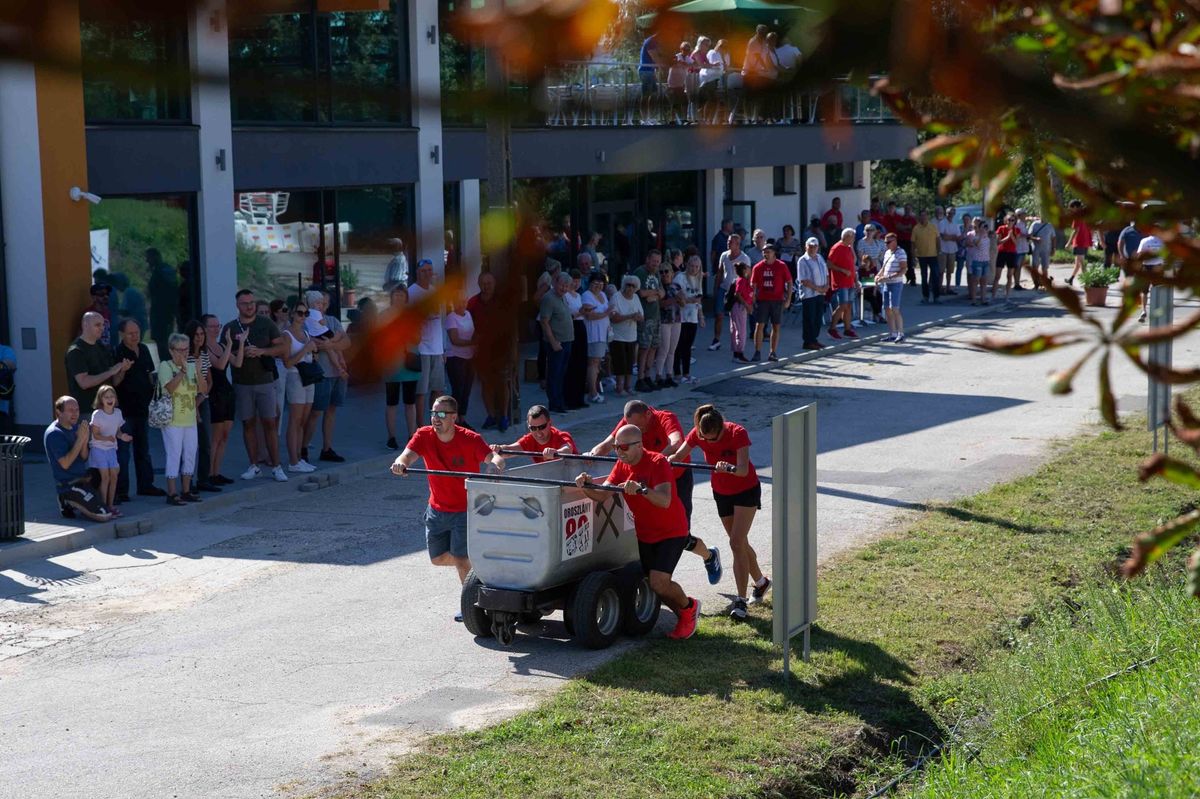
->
[936,206,959,295]
[1135,233,1165,323]
[408,258,446,414]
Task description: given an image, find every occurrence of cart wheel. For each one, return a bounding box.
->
[621,573,661,637]
[570,572,622,649]
[561,606,575,637]
[460,571,492,638]
[492,617,516,646]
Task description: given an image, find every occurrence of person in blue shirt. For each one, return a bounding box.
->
[0,342,14,423]
[44,396,112,521]
[639,33,661,123]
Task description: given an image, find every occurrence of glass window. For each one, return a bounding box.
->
[773,166,796,195]
[440,1,487,127]
[334,186,415,314]
[80,1,190,122]
[89,195,196,359]
[230,2,409,125]
[826,162,857,191]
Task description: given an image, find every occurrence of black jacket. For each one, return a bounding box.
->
[114,343,155,417]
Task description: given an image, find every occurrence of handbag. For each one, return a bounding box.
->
[296,360,323,387]
[147,375,173,430]
[723,287,737,314]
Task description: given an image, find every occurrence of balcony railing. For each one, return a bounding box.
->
[526,61,895,128]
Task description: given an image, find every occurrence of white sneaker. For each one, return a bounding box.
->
[589,394,606,403]
[240,465,261,480]
[707,341,721,351]
[272,465,289,482]
[287,462,314,474]
[298,459,317,472]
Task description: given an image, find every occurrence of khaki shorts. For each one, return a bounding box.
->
[234,382,277,420]
[417,354,447,396]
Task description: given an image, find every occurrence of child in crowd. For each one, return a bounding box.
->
[88,385,132,516]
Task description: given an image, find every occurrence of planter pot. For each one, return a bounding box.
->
[1084,286,1108,307]
[341,289,357,307]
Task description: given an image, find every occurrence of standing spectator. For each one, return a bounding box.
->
[806,217,828,255]
[956,212,974,289]
[468,272,512,433]
[107,272,147,336]
[564,268,589,409]
[281,301,318,472]
[675,254,705,384]
[936,206,960,295]
[729,262,754,362]
[992,212,1020,306]
[750,243,791,362]
[741,25,774,123]
[667,42,692,125]
[893,204,917,284]
[390,396,506,621]
[633,250,665,393]
[408,258,446,417]
[0,340,15,430]
[444,294,477,422]
[821,198,844,237]
[709,218,732,305]
[158,332,206,505]
[304,290,351,463]
[539,271,575,413]
[795,238,829,350]
[582,272,611,404]
[609,276,644,397]
[776,225,802,274]
[112,319,163,500]
[965,218,992,305]
[1013,209,1032,290]
[742,229,766,268]
[827,229,859,340]
[1066,200,1093,286]
[184,320,221,493]
[582,232,603,267]
[912,209,942,304]
[384,238,409,288]
[877,233,908,342]
[1101,221,1121,271]
[145,248,177,360]
[221,290,288,483]
[268,299,290,431]
[87,385,130,515]
[384,285,421,450]
[1135,229,1166,323]
[202,314,239,486]
[85,283,114,347]
[1117,215,1145,314]
[638,32,661,123]
[45,396,111,521]
[856,223,886,323]
[657,259,682,390]
[1029,214,1058,289]
[66,312,130,412]
[715,233,751,353]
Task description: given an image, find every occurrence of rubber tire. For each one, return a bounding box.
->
[621,573,662,636]
[569,571,623,650]
[562,606,575,637]
[460,570,492,638]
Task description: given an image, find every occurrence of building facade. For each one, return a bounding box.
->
[0,0,914,435]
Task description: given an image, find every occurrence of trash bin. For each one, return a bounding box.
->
[0,435,31,539]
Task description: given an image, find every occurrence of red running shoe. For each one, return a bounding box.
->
[843,327,859,339]
[827,327,842,340]
[667,598,701,639]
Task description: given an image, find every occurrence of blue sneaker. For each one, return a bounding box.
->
[498,416,510,433]
[704,547,723,585]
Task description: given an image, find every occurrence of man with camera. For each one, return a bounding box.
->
[221,289,289,483]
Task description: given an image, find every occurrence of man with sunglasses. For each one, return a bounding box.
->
[391,395,506,621]
[588,400,723,585]
[492,405,578,463]
[575,425,702,640]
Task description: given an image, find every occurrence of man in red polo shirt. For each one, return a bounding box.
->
[576,424,701,639]
[749,243,792,363]
[992,212,1020,306]
[391,395,506,621]
[588,399,723,585]
[493,404,578,463]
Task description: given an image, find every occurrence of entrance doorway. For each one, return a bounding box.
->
[590,200,637,281]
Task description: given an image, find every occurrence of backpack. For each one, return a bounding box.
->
[723,286,738,314]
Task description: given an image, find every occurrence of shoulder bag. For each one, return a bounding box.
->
[147,373,174,429]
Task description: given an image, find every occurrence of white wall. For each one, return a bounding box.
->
[190,0,238,326]
[0,61,52,424]
[805,162,871,231]
[409,1,445,277]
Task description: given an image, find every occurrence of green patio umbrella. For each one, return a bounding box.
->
[636,0,815,29]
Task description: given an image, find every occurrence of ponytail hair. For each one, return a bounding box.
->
[694,404,724,438]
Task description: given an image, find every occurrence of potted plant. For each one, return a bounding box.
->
[1079,264,1120,307]
[339,264,359,307]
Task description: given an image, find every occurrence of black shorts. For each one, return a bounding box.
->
[754,300,783,325]
[713,482,762,518]
[208,382,235,424]
[996,251,1019,271]
[674,468,694,524]
[385,380,416,407]
[638,535,688,576]
[1072,246,1088,256]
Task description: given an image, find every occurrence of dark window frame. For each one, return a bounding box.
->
[825,162,858,191]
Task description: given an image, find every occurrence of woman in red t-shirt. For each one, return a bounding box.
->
[671,404,769,620]
[1066,199,1093,286]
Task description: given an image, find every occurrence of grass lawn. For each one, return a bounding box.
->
[339,413,1199,799]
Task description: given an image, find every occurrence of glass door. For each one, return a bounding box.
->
[590,201,637,282]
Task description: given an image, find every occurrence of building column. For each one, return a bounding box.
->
[459,179,482,295]
[408,1,445,278]
[190,0,238,326]
[0,61,53,427]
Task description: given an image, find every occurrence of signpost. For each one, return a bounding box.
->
[1148,284,1174,453]
[771,404,818,679]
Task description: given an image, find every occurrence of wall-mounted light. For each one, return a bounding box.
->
[595,150,606,163]
[430,144,440,165]
[69,186,102,204]
[215,148,227,172]
[728,145,737,156]
[427,24,437,44]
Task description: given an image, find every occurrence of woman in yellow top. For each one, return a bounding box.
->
[158,332,208,505]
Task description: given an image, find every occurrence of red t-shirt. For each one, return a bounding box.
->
[828,242,857,289]
[996,224,1018,253]
[750,259,789,302]
[685,422,758,494]
[611,408,686,477]
[406,425,494,512]
[516,426,578,463]
[820,208,843,230]
[895,214,916,242]
[1070,220,1092,250]
[606,450,688,543]
[733,276,754,307]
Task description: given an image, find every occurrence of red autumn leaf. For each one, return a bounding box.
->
[1122,508,1200,579]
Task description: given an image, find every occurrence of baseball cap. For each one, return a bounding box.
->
[805,237,820,247]
[762,243,778,253]
[417,257,434,268]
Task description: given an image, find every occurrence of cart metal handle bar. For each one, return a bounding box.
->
[496,449,724,472]
[397,466,646,494]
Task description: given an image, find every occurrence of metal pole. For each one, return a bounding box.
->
[397,466,642,494]
[496,449,722,471]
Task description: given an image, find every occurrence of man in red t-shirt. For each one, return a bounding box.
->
[827,228,859,340]
[992,212,1020,305]
[392,395,506,619]
[576,424,701,639]
[493,404,578,463]
[749,244,792,363]
[588,399,724,584]
[820,197,843,236]
[1066,199,1093,287]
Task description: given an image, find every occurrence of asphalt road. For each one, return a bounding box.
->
[2,297,1194,799]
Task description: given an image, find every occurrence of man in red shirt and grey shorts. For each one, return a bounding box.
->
[575,424,702,639]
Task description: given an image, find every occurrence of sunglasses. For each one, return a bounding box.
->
[614,440,642,453]
[431,410,456,419]
[528,421,549,432]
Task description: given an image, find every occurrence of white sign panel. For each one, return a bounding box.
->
[90,229,109,275]
[562,497,594,561]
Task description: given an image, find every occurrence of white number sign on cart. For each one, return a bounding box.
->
[562,497,594,561]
